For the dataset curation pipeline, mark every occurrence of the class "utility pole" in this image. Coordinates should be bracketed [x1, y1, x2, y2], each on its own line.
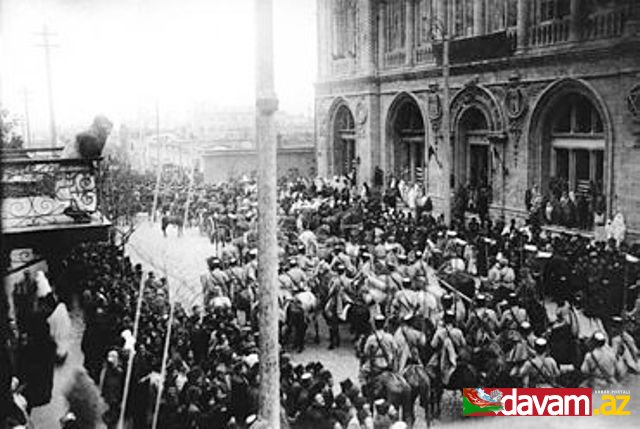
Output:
[23, 87, 32, 147]
[151, 101, 163, 222]
[441, 4, 452, 226]
[255, 0, 280, 427]
[35, 25, 58, 147]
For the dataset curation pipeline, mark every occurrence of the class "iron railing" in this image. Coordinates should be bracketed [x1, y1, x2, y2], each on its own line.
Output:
[2, 154, 104, 229]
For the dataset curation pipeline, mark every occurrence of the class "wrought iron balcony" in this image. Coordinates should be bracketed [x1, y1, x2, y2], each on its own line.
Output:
[1, 148, 108, 232]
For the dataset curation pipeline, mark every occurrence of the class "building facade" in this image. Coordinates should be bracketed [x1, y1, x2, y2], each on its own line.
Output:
[315, 0, 640, 234]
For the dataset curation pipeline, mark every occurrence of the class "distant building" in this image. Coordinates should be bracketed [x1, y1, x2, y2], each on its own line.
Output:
[316, 0, 640, 235]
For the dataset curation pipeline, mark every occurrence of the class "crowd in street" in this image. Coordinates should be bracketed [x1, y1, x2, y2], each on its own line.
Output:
[3, 170, 640, 429]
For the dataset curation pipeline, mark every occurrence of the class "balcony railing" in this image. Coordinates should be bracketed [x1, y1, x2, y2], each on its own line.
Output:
[531, 18, 571, 46]
[2, 152, 105, 230]
[582, 7, 628, 40]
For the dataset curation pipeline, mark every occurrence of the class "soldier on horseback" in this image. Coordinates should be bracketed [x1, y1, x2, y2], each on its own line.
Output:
[506, 321, 535, 371]
[201, 257, 230, 310]
[285, 258, 308, 293]
[427, 311, 467, 385]
[499, 293, 529, 351]
[324, 264, 350, 350]
[580, 332, 618, 388]
[394, 314, 427, 371]
[610, 316, 640, 377]
[360, 315, 398, 387]
[516, 338, 561, 387]
[466, 294, 499, 347]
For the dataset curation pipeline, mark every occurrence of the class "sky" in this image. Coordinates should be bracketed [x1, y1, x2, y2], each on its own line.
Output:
[0, 0, 317, 135]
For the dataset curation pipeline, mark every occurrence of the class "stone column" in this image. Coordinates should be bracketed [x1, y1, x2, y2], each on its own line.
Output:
[473, 0, 484, 36]
[405, 0, 415, 66]
[378, 1, 386, 68]
[436, 0, 446, 27]
[569, 0, 582, 42]
[517, 0, 530, 50]
[360, 0, 377, 74]
[317, 0, 327, 79]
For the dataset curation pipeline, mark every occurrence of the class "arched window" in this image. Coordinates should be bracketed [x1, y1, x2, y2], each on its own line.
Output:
[549, 93, 604, 197]
[385, 0, 407, 53]
[332, 0, 357, 59]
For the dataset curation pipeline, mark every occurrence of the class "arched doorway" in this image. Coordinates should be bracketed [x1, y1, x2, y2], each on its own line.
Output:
[388, 95, 425, 183]
[457, 107, 491, 191]
[451, 85, 505, 214]
[332, 104, 356, 177]
[529, 79, 611, 229]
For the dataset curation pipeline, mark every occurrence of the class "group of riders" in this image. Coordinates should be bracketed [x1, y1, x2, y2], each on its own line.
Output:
[186, 175, 640, 423]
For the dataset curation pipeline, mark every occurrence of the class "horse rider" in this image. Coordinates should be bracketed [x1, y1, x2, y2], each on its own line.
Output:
[210, 258, 231, 296]
[516, 338, 561, 387]
[488, 253, 516, 299]
[296, 244, 316, 278]
[499, 293, 529, 350]
[325, 264, 350, 350]
[435, 293, 466, 326]
[506, 321, 535, 371]
[580, 332, 618, 388]
[428, 311, 467, 385]
[389, 278, 419, 326]
[394, 313, 427, 372]
[226, 257, 245, 300]
[609, 316, 640, 378]
[243, 249, 259, 285]
[407, 250, 428, 289]
[285, 258, 308, 293]
[360, 315, 398, 388]
[466, 294, 499, 347]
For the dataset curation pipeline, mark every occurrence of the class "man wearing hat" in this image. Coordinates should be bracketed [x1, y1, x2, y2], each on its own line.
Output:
[297, 244, 316, 277]
[285, 258, 308, 293]
[506, 322, 535, 370]
[373, 398, 393, 429]
[499, 293, 529, 348]
[488, 253, 516, 295]
[394, 313, 427, 371]
[360, 315, 398, 388]
[325, 264, 350, 349]
[580, 331, 617, 388]
[466, 294, 499, 347]
[428, 311, 467, 385]
[609, 316, 640, 378]
[389, 278, 419, 327]
[243, 248, 259, 285]
[517, 338, 561, 387]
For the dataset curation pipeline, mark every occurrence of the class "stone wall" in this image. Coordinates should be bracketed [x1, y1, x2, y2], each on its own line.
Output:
[202, 147, 316, 184]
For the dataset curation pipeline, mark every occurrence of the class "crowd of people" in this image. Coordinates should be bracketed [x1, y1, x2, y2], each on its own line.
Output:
[3, 169, 640, 428]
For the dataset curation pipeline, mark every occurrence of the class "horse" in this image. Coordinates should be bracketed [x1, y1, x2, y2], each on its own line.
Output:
[345, 301, 371, 354]
[402, 364, 432, 427]
[161, 215, 183, 237]
[364, 371, 413, 424]
[282, 290, 319, 352]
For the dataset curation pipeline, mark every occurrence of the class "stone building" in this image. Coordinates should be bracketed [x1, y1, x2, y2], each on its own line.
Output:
[315, 0, 640, 235]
